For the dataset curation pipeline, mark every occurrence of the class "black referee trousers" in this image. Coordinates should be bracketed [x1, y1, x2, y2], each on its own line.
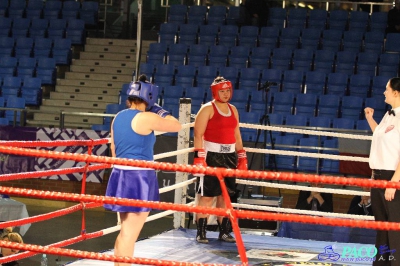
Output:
[371, 169, 400, 266]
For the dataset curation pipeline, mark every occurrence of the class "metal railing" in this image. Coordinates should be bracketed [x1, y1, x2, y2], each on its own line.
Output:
[0, 107, 27, 127]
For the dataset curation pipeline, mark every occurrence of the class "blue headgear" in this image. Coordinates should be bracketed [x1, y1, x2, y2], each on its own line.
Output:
[126, 81, 159, 110]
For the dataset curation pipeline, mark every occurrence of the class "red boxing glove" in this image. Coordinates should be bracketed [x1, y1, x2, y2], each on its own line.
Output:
[193, 148, 207, 167]
[237, 149, 248, 170]
[193, 148, 207, 177]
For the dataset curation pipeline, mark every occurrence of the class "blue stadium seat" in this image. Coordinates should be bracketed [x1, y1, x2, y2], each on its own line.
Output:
[363, 31, 384, 53]
[341, 95, 364, 120]
[218, 25, 238, 47]
[33, 37, 53, 59]
[342, 31, 364, 52]
[168, 4, 187, 24]
[207, 5, 227, 26]
[313, 50, 335, 73]
[270, 48, 293, 70]
[356, 119, 370, 131]
[327, 10, 348, 31]
[177, 24, 198, 45]
[297, 137, 320, 173]
[52, 38, 72, 65]
[158, 23, 178, 45]
[2, 77, 22, 100]
[238, 25, 259, 48]
[66, 19, 86, 45]
[61, 1, 80, 20]
[279, 27, 301, 49]
[286, 8, 308, 29]
[249, 47, 271, 70]
[0, 56, 18, 76]
[309, 116, 331, 129]
[0, 37, 14, 57]
[0, 17, 12, 37]
[326, 72, 349, 96]
[369, 12, 387, 32]
[47, 19, 67, 40]
[385, 33, 400, 53]
[271, 91, 295, 115]
[14, 37, 34, 59]
[0, 1, 7, 17]
[12, 18, 31, 38]
[79, 1, 99, 26]
[292, 49, 314, 72]
[284, 114, 308, 139]
[333, 117, 355, 129]
[295, 93, 317, 116]
[268, 7, 286, 28]
[348, 74, 372, 98]
[321, 29, 343, 51]
[226, 6, 241, 25]
[308, 9, 328, 30]
[5, 96, 25, 125]
[321, 139, 339, 174]
[371, 75, 391, 97]
[208, 45, 229, 68]
[304, 71, 326, 95]
[36, 58, 57, 85]
[11, 0, 27, 18]
[198, 24, 218, 46]
[26, 0, 44, 19]
[187, 5, 207, 25]
[29, 18, 49, 39]
[272, 135, 298, 170]
[259, 26, 280, 48]
[317, 94, 340, 118]
[21, 77, 42, 105]
[17, 57, 36, 79]
[43, 0, 62, 20]
[261, 68, 282, 92]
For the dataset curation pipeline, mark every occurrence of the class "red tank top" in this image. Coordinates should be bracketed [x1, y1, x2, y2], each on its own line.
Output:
[204, 102, 237, 144]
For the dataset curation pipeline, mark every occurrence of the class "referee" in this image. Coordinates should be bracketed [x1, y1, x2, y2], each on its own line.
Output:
[365, 77, 400, 266]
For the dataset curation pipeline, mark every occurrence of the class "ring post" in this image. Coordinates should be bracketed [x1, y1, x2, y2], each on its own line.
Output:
[173, 98, 191, 228]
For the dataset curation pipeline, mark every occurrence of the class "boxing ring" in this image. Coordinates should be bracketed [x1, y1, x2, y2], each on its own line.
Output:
[1, 100, 400, 266]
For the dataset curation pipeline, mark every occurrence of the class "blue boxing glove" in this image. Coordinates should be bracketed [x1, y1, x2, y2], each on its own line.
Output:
[148, 103, 171, 118]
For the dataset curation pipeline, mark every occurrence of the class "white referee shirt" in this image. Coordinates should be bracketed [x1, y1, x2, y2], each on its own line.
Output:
[369, 107, 400, 170]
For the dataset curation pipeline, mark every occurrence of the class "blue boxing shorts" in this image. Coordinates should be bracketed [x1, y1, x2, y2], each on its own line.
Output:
[104, 166, 159, 213]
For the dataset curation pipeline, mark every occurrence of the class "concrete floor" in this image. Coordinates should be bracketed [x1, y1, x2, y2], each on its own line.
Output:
[17, 203, 175, 266]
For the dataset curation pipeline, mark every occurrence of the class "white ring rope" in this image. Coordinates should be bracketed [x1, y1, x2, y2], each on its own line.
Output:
[239, 123, 372, 140]
[232, 203, 375, 220]
[245, 147, 369, 162]
[236, 179, 370, 197]
[158, 178, 196, 193]
[154, 147, 194, 160]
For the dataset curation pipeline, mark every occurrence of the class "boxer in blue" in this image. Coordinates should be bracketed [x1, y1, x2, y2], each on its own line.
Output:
[104, 78, 181, 266]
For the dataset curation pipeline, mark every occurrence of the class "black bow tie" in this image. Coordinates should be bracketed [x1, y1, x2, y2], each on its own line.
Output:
[389, 110, 396, 116]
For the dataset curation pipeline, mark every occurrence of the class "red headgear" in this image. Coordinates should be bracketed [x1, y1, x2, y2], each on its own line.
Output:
[210, 79, 233, 102]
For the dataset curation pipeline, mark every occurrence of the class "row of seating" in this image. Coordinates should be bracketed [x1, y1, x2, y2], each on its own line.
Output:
[0, 76, 43, 106]
[0, 38, 72, 64]
[0, 58, 56, 85]
[167, 4, 387, 32]
[160, 87, 386, 119]
[0, 95, 26, 125]
[0, 0, 98, 26]
[158, 22, 399, 53]
[0, 18, 86, 44]
[140, 62, 393, 96]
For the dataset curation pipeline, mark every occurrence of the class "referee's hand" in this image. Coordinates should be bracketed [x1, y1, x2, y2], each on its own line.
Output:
[385, 188, 396, 201]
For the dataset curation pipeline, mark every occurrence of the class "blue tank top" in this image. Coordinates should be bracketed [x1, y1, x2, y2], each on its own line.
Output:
[112, 109, 155, 161]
